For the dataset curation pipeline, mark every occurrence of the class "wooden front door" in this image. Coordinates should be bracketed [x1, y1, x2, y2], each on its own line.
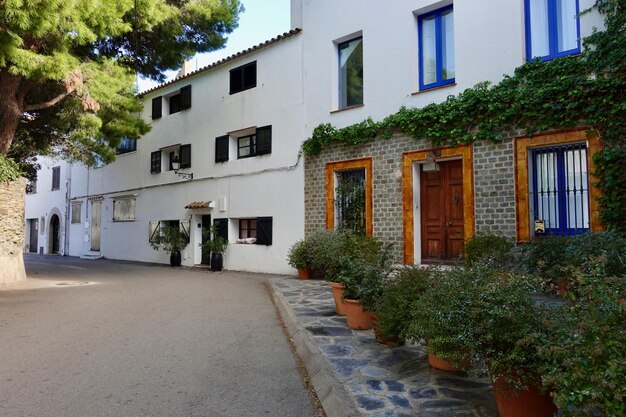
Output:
[420, 159, 464, 262]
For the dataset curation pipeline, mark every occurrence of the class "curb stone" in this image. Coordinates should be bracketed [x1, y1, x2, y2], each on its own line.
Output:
[269, 279, 362, 417]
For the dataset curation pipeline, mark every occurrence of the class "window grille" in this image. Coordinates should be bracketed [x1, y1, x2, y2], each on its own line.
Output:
[335, 169, 366, 235]
[530, 143, 589, 236]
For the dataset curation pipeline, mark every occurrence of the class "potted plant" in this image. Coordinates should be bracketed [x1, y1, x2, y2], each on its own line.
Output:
[460, 262, 555, 417]
[149, 225, 189, 267]
[287, 239, 313, 279]
[200, 226, 229, 271]
[538, 263, 626, 417]
[373, 266, 433, 346]
[407, 266, 475, 372]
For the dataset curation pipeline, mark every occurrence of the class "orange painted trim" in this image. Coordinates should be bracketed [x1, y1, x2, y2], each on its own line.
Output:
[402, 145, 474, 264]
[514, 129, 603, 242]
[325, 157, 374, 236]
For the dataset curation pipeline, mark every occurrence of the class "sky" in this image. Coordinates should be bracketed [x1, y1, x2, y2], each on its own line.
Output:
[138, 0, 292, 93]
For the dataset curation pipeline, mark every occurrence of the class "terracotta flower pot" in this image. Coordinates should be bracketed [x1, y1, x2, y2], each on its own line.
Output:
[343, 299, 374, 330]
[328, 281, 346, 316]
[491, 377, 556, 417]
[427, 352, 466, 372]
[297, 268, 312, 280]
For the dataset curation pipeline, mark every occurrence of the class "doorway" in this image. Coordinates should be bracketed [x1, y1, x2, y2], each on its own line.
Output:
[91, 201, 101, 251]
[28, 219, 38, 253]
[420, 159, 464, 262]
[201, 215, 211, 265]
[50, 215, 60, 254]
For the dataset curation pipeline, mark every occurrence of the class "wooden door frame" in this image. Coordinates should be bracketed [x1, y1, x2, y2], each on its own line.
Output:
[402, 145, 474, 264]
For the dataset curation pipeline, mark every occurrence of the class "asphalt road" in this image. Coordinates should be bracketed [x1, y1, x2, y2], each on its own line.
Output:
[0, 255, 319, 417]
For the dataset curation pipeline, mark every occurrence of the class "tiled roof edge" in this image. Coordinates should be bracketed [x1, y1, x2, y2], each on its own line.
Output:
[138, 28, 303, 97]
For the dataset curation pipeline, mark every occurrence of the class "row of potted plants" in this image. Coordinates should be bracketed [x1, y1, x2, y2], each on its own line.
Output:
[287, 230, 626, 417]
[149, 225, 228, 270]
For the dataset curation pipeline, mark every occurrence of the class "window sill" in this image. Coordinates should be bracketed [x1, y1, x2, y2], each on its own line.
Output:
[411, 83, 457, 96]
[331, 104, 364, 114]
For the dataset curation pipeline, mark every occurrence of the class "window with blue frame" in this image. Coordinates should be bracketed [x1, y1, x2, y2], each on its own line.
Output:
[418, 5, 455, 90]
[116, 137, 137, 155]
[338, 37, 363, 109]
[525, 0, 580, 61]
[530, 143, 589, 236]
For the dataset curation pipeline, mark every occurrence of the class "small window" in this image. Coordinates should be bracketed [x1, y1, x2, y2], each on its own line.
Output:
[530, 143, 589, 235]
[525, 0, 580, 61]
[418, 5, 455, 90]
[338, 37, 364, 109]
[239, 219, 257, 239]
[117, 137, 137, 155]
[169, 94, 181, 114]
[230, 61, 257, 94]
[113, 198, 136, 222]
[237, 135, 256, 159]
[71, 202, 82, 224]
[335, 169, 367, 236]
[51, 166, 61, 190]
[150, 151, 161, 174]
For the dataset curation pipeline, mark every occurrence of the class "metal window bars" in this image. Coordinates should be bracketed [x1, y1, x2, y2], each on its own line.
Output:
[335, 169, 366, 236]
[531, 143, 589, 236]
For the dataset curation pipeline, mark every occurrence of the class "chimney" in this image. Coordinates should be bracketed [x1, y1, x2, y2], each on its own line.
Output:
[176, 60, 192, 79]
[291, 0, 302, 29]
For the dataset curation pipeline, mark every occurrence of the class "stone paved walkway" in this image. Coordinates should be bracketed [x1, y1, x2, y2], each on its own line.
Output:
[270, 278, 499, 417]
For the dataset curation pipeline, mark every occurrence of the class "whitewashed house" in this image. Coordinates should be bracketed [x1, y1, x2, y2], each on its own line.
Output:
[69, 29, 305, 273]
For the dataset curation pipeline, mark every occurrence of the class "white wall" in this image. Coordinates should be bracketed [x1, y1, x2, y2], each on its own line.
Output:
[299, 0, 604, 137]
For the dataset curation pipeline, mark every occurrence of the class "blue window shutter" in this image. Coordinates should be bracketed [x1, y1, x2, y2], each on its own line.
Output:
[256, 217, 273, 245]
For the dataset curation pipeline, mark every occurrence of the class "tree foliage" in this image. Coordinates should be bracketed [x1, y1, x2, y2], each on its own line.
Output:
[302, 0, 626, 231]
[0, 0, 241, 178]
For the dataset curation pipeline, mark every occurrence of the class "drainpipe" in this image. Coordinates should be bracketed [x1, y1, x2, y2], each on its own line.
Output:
[63, 162, 71, 256]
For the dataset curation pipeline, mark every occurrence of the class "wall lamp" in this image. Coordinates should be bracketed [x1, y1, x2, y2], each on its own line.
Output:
[171, 155, 193, 180]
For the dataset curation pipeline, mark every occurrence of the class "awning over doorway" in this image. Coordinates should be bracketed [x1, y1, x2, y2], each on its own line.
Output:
[185, 201, 214, 209]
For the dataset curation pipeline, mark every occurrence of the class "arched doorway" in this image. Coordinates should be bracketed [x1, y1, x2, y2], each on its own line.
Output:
[50, 214, 60, 254]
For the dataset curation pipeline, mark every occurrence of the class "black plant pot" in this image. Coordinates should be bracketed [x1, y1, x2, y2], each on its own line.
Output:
[210, 253, 223, 271]
[170, 251, 182, 267]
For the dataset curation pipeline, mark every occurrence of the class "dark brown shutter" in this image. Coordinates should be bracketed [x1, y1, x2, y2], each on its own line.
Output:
[180, 85, 192, 110]
[51, 166, 61, 190]
[213, 218, 228, 240]
[215, 135, 229, 163]
[150, 151, 161, 174]
[243, 62, 257, 89]
[256, 125, 272, 155]
[152, 96, 162, 119]
[180, 144, 192, 168]
[256, 217, 273, 245]
[229, 67, 243, 94]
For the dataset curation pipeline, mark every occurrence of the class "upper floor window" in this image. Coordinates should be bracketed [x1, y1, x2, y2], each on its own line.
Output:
[117, 137, 137, 155]
[338, 37, 363, 109]
[51, 166, 61, 190]
[525, 0, 580, 61]
[418, 5, 455, 90]
[230, 61, 257, 94]
[237, 134, 256, 159]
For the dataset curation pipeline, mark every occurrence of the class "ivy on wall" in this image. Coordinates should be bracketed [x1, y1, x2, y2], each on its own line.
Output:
[303, 0, 626, 232]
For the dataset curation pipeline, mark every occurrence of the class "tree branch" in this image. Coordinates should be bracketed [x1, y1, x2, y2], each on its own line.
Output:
[23, 90, 71, 112]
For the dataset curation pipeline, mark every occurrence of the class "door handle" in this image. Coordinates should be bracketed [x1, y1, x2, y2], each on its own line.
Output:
[453, 194, 459, 205]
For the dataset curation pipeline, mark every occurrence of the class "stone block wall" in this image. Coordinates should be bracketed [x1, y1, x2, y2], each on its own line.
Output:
[304, 135, 519, 264]
[0, 178, 27, 286]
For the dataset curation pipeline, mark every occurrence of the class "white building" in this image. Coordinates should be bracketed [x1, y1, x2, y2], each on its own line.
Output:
[25, 0, 604, 271]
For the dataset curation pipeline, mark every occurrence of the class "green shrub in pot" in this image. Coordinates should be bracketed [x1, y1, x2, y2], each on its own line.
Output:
[538, 265, 626, 417]
[374, 266, 433, 344]
[287, 239, 313, 271]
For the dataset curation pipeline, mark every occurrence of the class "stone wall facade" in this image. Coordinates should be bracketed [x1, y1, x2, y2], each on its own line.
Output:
[304, 135, 519, 265]
[0, 178, 27, 286]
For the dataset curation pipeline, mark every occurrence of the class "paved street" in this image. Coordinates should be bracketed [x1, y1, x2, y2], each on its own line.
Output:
[0, 255, 319, 417]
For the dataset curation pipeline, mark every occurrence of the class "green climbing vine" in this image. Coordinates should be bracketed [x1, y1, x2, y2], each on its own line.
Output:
[303, 0, 626, 232]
